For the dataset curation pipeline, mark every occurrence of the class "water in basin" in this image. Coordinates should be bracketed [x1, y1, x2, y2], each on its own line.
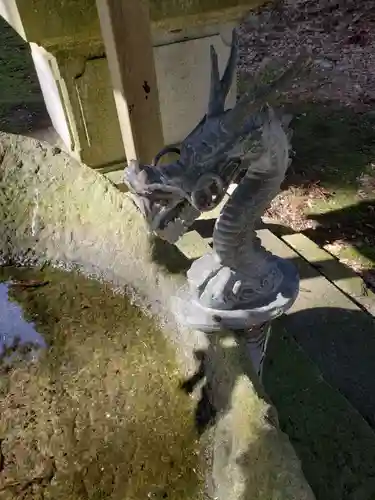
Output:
[0, 281, 46, 361]
[0, 265, 205, 500]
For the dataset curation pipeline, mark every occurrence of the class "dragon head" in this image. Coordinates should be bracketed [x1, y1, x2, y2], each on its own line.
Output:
[124, 30, 309, 244]
[123, 156, 202, 244]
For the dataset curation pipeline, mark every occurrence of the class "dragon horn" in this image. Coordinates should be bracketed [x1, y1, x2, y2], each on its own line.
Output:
[207, 29, 239, 117]
[220, 29, 239, 101]
[208, 45, 220, 116]
[222, 52, 312, 131]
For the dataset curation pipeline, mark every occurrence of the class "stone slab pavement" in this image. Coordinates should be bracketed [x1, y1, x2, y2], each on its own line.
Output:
[260, 228, 375, 427]
[179, 221, 375, 499]
[178, 223, 375, 426]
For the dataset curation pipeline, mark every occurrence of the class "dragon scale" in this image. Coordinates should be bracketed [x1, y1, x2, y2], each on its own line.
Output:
[213, 113, 291, 284]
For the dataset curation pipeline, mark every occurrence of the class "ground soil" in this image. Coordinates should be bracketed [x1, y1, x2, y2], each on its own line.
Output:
[0, 17, 50, 136]
[237, 0, 375, 290]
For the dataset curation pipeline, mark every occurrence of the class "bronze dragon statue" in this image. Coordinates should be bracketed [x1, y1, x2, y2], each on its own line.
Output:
[124, 30, 310, 336]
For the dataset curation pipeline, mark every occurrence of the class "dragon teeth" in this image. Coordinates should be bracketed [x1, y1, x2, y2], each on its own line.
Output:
[156, 205, 201, 244]
[152, 200, 202, 244]
[158, 219, 186, 244]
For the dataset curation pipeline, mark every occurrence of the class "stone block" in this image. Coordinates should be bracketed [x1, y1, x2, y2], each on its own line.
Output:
[30, 39, 125, 168]
[29, 23, 238, 163]
[154, 27, 237, 145]
[72, 55, 125, 167]
[29, 43, 73, 153]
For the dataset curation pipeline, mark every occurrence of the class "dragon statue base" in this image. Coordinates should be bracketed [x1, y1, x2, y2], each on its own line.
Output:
[174, 254, 299, 333]
[124, 30, 310, 376]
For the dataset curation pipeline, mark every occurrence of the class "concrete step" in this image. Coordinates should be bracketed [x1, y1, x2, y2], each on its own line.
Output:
[281, 231, 375, 316]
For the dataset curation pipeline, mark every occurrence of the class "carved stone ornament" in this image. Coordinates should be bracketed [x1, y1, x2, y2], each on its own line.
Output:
[124, 30, 311, 333]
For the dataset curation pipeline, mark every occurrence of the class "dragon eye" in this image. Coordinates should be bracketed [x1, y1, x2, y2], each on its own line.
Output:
[191, 175, 225, 211]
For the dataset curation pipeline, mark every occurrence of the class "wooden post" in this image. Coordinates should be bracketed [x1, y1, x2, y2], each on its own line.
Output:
[96, 0, 164, 164]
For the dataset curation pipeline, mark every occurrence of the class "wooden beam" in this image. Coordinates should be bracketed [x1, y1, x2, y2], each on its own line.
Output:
[96, 0, 164, 164]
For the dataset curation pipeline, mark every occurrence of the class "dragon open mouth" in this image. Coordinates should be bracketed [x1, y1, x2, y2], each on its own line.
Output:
[129, 192, 201, 244]
[124, 159, 202, 244]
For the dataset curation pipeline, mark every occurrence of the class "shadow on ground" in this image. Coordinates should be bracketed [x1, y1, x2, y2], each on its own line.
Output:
[268, 101, 375, 274]
[182, 304, 375, 500]
[304, 200, 375, 263]
[151, 236, 192, 274]
[0, 16, 50, 135]
[283, 102, 375, 190]
[265, 306, 375, 500]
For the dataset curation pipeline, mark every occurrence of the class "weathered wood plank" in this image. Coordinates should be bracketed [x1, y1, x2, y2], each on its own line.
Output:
[96, 0, 164, 163]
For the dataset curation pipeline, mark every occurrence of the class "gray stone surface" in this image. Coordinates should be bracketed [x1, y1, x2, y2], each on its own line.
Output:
[0, 132, 314, 500]
[281, 232, 375, 316]
[154, 31, 237, 145]
[259, 229, 375, 429]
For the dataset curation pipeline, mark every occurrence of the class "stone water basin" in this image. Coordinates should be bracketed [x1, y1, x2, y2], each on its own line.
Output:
[0, 265, 205, 500]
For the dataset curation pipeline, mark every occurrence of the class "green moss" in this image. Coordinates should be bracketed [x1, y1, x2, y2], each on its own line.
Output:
[335, 242, 375, 269]
[281, 102, 375, 267]
[0, 266, 205, 500]
[14, 0, 266, 45]
[290, 103, 375, 188]
[16, 0, 101, 44]
[150, 0, 264, 22]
